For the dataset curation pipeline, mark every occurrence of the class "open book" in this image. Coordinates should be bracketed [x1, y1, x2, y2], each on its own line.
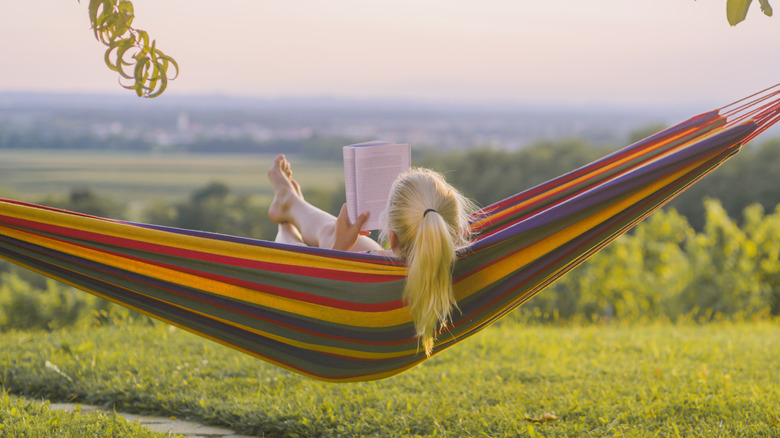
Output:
[343, 141, 411, 231]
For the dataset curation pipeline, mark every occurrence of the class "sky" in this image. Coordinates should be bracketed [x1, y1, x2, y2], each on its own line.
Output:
[1, 0, 779, 108]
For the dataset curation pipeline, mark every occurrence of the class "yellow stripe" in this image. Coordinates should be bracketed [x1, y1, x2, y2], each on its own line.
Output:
[440, 162, 712, 350]
[0, 224, 413, 328]
[0, 252, 172, 327]
[0, 201, 405, 278]
[182, 304, 418, 360]
[454, 158, 705, 301]
[0, 252, 414, 381]
[0, 252, 417, 379]
[188, 324, 424, 382]
[471, 120, 725, 230]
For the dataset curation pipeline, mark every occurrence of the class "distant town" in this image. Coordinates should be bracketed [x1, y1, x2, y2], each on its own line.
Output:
[0, 92, 716, 154]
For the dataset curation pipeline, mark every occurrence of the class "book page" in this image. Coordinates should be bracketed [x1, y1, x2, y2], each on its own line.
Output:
[342, 146, 357, 223]
[353, 143, 411, 230]
[343, 141, 392, 225]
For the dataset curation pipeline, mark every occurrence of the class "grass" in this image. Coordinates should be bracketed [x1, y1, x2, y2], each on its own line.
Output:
[0, 149, 344, 206]
[1, 321, 778, 437]
[0, 389, 171, 437]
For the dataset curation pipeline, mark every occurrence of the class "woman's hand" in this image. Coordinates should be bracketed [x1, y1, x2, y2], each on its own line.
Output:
[332, 204, 370, 251]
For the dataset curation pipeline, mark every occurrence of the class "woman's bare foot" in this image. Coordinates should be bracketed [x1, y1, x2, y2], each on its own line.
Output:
[275, 222, 306, 246]
[291, 179, 303, 198]
[268, 154, 299, 224]
[273, 153, 303, 198]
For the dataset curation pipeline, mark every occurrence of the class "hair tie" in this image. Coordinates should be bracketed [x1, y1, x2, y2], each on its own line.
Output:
[423, 208, 437, 218]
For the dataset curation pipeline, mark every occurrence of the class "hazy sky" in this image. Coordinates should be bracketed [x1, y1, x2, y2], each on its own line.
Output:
[2, 1, 779, 107]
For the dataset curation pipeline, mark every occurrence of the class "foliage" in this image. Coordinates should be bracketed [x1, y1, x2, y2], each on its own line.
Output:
[0, 269, 141, 332]
[0, 389, 167, 437]
[1, 143, 778, 331]
[0, 322, 778, 437]
[728, 0, 774, 25]
[143, 180, 345, 241]
[0, 272, 90, 331]
[143, 181, 275, 240]
[519, 200, 780, 323]
[65, 0, 776, 100]
[81, 0, 178, 97]
[671, 139, 780, 229]
[421, 137, 780, 230]
[68, 0, 772, 100]
[1, 192, 776, 332]
[37, 188, 127, 219]
[420, 139, 612, 208]
[3, 135, 776, 229]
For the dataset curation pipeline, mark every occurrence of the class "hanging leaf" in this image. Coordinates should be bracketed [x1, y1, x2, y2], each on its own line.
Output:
[727, 0, 753, 25]
[758, 0, 774, 16]
[727, 0, 773, 25]
[79, 0, 178, 98]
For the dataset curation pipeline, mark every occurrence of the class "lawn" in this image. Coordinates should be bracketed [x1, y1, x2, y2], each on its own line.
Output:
[1, 320, 777, 437]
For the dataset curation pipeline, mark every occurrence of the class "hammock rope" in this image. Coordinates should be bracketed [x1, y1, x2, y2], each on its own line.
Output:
[2, 84, 780, 382]
[721, 81, 780, 142]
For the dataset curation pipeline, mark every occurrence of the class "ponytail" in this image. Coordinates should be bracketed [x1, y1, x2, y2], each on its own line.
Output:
[383, 168, 477, 356]
[404, 211, 457, 355]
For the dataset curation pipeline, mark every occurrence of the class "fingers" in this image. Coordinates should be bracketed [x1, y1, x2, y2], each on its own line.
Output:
[340, 204, 370, 235]
[354, 211, 370, 232]
[332, 204, 370, 251]
[337, 204, 351, 229]
[339, 204, 369, 227]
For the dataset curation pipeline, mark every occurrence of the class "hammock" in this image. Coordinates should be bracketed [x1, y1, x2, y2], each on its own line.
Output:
[2, 85, 780, 382]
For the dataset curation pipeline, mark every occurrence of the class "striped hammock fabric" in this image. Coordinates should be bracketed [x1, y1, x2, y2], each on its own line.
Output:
[2, 85, 780, 382]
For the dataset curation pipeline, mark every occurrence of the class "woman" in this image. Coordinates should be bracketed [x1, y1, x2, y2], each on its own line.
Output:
[268, 154, 477, 355]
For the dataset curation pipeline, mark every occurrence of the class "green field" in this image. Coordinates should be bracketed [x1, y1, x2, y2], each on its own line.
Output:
[1, 321, 778, 437]
[0, 149, 344, 205]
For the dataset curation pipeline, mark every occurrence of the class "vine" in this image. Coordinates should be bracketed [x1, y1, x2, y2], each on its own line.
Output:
[82, 0, 178, 98]
[75, 0, 771, 97]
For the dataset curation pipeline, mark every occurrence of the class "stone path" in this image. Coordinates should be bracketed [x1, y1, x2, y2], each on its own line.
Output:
[47, 403, 256, 438]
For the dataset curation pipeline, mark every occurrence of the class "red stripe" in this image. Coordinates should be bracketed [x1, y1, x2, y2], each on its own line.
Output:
[6, 221, 409, 313]
[0, 212, 403, 283]
[474, 111, 723, 226]
[7, 224, 414, 348]
[0, 198, 124, 221]
[90, 242, 408, 312]
[453, 146, 739, 335]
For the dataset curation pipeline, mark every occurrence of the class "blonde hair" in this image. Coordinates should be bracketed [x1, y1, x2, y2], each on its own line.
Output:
[382, 168, 476, 356]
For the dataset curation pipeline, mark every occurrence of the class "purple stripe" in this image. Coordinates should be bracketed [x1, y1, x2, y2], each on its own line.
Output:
[0, 233, 413, 343]
[450, 146, 735, 340]
[476, 110, 722, 216]
[123, 222, 399, 263]
[0, 244, 422, 376]
[471, 123, 753, 250]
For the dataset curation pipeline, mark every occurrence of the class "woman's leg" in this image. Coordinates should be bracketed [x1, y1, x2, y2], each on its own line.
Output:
[268, 154, 382, 251]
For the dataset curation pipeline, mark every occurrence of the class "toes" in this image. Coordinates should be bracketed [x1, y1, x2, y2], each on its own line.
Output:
[291, 179, 303, 197]
[274, 154, 293, 179]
